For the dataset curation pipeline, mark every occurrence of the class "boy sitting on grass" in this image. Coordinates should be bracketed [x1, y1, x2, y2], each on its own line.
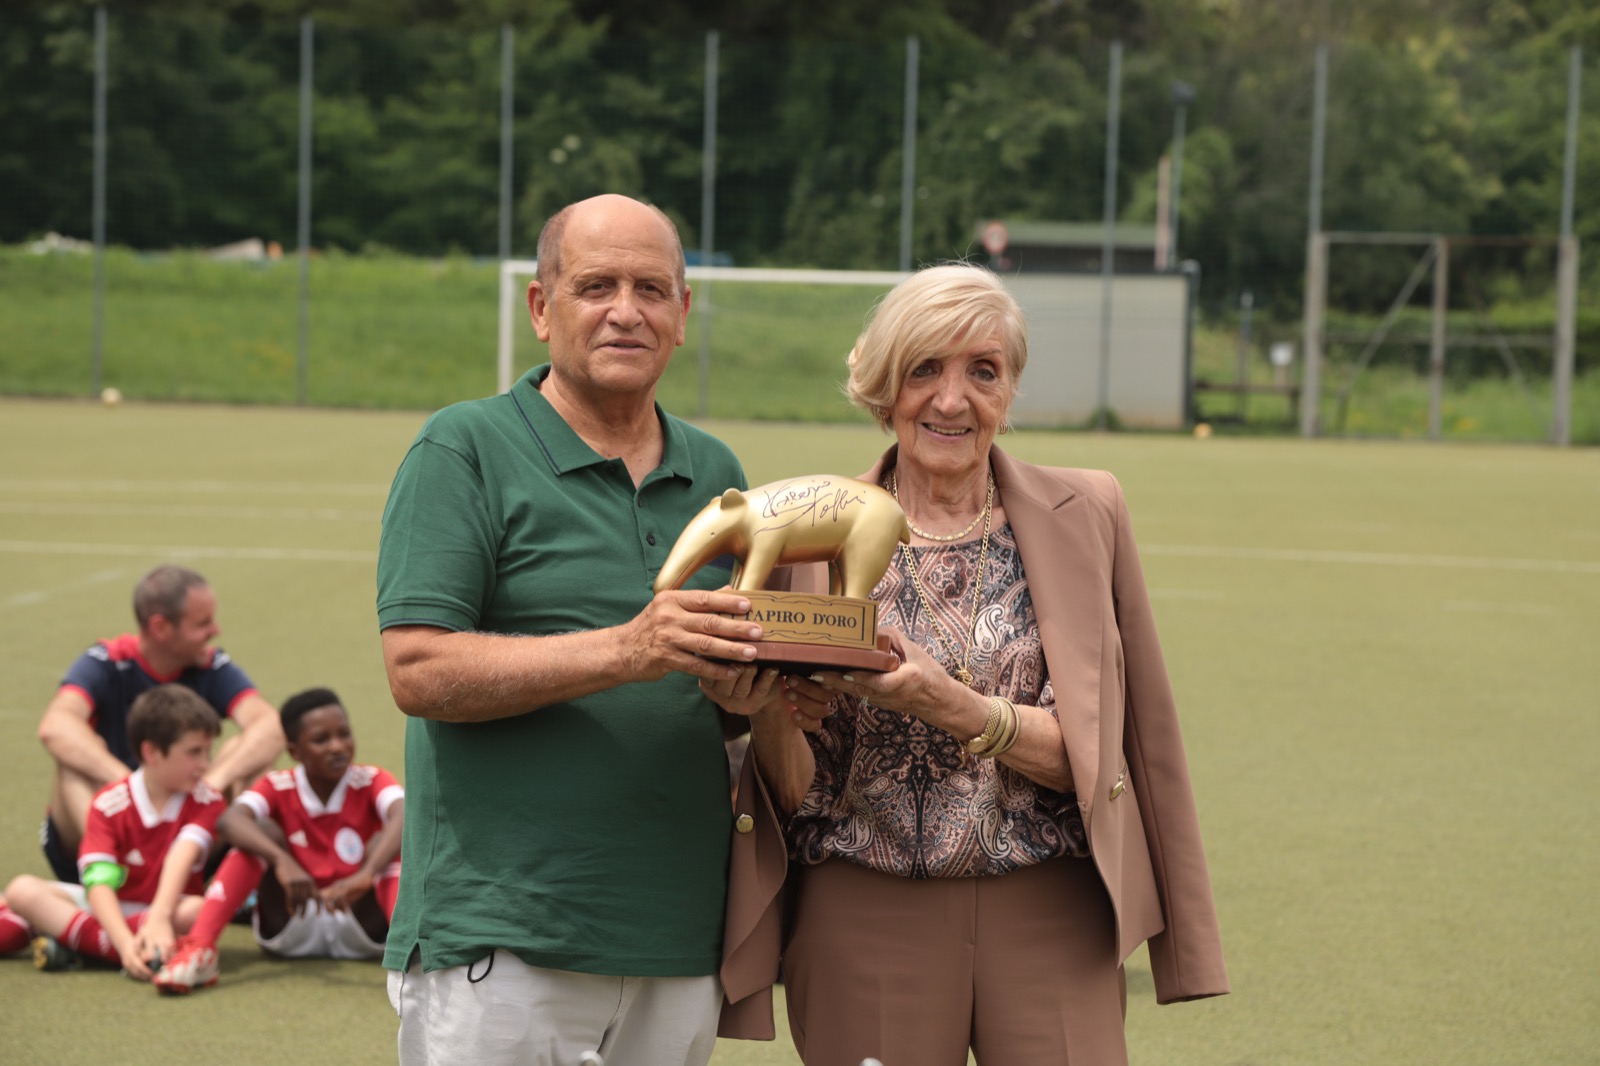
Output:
[0, 685, 225, 978]
[154, 686, 404, 994]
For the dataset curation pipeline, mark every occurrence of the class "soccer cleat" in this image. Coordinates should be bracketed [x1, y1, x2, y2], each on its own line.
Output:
[32, 935, 84, 972]
[153, 938, 219, 994]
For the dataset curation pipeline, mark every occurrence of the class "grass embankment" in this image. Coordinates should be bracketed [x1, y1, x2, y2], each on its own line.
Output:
[0, 246, 883, 421]
[4, 246, 1595, 441]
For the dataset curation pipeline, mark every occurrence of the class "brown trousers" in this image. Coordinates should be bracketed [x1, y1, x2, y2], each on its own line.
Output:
[782, 856, 1128, 1066]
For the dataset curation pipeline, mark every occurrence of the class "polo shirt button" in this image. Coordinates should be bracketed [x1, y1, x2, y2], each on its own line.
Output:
[735, 813, 754, 834]
[647, 533, 657, 546]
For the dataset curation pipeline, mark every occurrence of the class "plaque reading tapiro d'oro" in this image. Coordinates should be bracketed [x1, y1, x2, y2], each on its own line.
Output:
[653, 475, 911, 672]
[739, 590, 876, 650]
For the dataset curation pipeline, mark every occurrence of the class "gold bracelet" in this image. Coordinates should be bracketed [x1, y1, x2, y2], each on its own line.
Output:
[963, 696, 1004, 755]
[966, 696, 1020, 758]
[986, 697, 1021, 757]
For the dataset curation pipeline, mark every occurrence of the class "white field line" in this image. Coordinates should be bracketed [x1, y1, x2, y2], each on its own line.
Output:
[0, 502, 379, 521]
[0, 479, 387, 496]
[0, 541, 376, 563]
[1440, 600, 1561, 616]
[1142, 543, 1600, 576]
[4, 566, 131, 609]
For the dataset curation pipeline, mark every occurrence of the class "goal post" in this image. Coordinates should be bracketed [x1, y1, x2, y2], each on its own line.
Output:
[495, 261, 1195, 429]
[1300, 231, 1580, 444]
[497, 261, 909, 397]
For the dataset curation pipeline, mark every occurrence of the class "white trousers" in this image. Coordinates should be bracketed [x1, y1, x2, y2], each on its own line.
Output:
[388, 951, 722, 1066]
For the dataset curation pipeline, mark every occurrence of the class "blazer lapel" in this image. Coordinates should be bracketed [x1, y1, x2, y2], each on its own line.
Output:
[991, 448, 1105, 812]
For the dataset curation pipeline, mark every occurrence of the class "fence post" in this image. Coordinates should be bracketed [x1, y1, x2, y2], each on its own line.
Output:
[1427, 237, 1449, 440]
[91, 6, 108, 395]
[1552, 235, 1578, 446]
[295, 16, 314, 407]
[898, 36, 920, 272]
[1095, 41, 1123, 431]
[696, 31, 719, 420]
[1300, 232, 1327, 437]
[499, 24, 514, 265]
[1552, 45, 1582, 446]
[1299, 43, 1329, 438]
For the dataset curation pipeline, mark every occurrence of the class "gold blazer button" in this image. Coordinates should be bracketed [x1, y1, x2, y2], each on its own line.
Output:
[735, 813, 755, 834]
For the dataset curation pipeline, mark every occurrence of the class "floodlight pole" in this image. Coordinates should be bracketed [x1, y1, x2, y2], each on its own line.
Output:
[1096, 41, 1123, 432]
[90, 6, 108, 395]
[696, 30, 719, 420]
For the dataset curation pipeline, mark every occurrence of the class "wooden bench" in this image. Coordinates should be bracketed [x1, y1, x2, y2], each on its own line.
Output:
[1193, 379, 1300, 422]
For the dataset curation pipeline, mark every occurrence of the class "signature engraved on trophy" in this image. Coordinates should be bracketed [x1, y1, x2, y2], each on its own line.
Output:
[754, 479, 869, 535]
[655, 475, 908, 601]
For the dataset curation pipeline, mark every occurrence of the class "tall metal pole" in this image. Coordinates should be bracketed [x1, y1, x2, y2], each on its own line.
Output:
[1095, 42, 1123, 431]
[90, 6, 108, 395]
[898, 36, 920, 272]
[1427, 238, 1449, 440]
[498, 24, 514, 263]
[696, 31, 719, 419]
[1299, 42, 1329, 438]
[1169, 105, 1186, 262]
[1235, 289, 1254, 420]
[1551, 45, 1581, 446]
[1558, 45, 1581, 240]
[295, 16, 313, 407]
[1168, 81, 1194, 265]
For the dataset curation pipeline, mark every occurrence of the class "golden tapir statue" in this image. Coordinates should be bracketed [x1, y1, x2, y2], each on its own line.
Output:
[654, 475, 909, 600]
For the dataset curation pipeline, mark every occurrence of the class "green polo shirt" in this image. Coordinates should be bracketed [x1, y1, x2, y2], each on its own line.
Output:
[377, 364, 745, 977]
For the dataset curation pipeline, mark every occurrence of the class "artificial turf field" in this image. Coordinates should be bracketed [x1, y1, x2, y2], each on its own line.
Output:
[0, 396, 1595, 1065]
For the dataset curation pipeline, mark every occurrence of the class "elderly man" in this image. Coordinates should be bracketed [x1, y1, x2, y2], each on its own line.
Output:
[37, 564, 286, 882]
[378, 194, 773, 1066]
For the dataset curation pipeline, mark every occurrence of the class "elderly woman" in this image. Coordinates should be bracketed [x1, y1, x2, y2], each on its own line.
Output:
[714, 263, 1228, 1064]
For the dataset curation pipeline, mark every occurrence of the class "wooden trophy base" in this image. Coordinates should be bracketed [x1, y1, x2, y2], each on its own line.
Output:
[729, 590, 900, 673]
[745, 633, 900, 674]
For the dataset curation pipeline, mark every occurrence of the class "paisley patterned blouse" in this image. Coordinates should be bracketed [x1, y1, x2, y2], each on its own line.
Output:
[788, 523, 1090, 878]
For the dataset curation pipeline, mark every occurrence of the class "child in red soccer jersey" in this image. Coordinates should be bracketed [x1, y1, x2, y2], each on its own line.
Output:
[0, 685, 225, 979]
[154, 687, 404, 994]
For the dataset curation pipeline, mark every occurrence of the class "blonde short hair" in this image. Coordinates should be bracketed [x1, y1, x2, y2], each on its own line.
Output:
[845, 263, 1028, 429]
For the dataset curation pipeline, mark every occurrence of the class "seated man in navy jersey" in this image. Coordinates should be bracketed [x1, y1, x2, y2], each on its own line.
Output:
[36, 564, 285, 883]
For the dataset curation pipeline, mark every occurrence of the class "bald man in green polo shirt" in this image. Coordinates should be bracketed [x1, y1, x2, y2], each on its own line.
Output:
[377, 194, 780, 1066]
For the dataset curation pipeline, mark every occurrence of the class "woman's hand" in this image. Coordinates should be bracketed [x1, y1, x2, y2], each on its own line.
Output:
[805, 628, 987, 739]
[771, 673, 850, 733]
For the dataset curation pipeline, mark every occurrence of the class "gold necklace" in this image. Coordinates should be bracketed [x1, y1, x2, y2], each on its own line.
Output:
[890, 468, 994, 687]
[888, 470, 993, 542]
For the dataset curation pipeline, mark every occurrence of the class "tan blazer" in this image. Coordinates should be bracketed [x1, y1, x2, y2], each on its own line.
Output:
[718, 445, 1229, 1039]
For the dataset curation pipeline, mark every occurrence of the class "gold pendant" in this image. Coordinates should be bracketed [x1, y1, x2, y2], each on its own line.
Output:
[953, 666, 975, 687]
